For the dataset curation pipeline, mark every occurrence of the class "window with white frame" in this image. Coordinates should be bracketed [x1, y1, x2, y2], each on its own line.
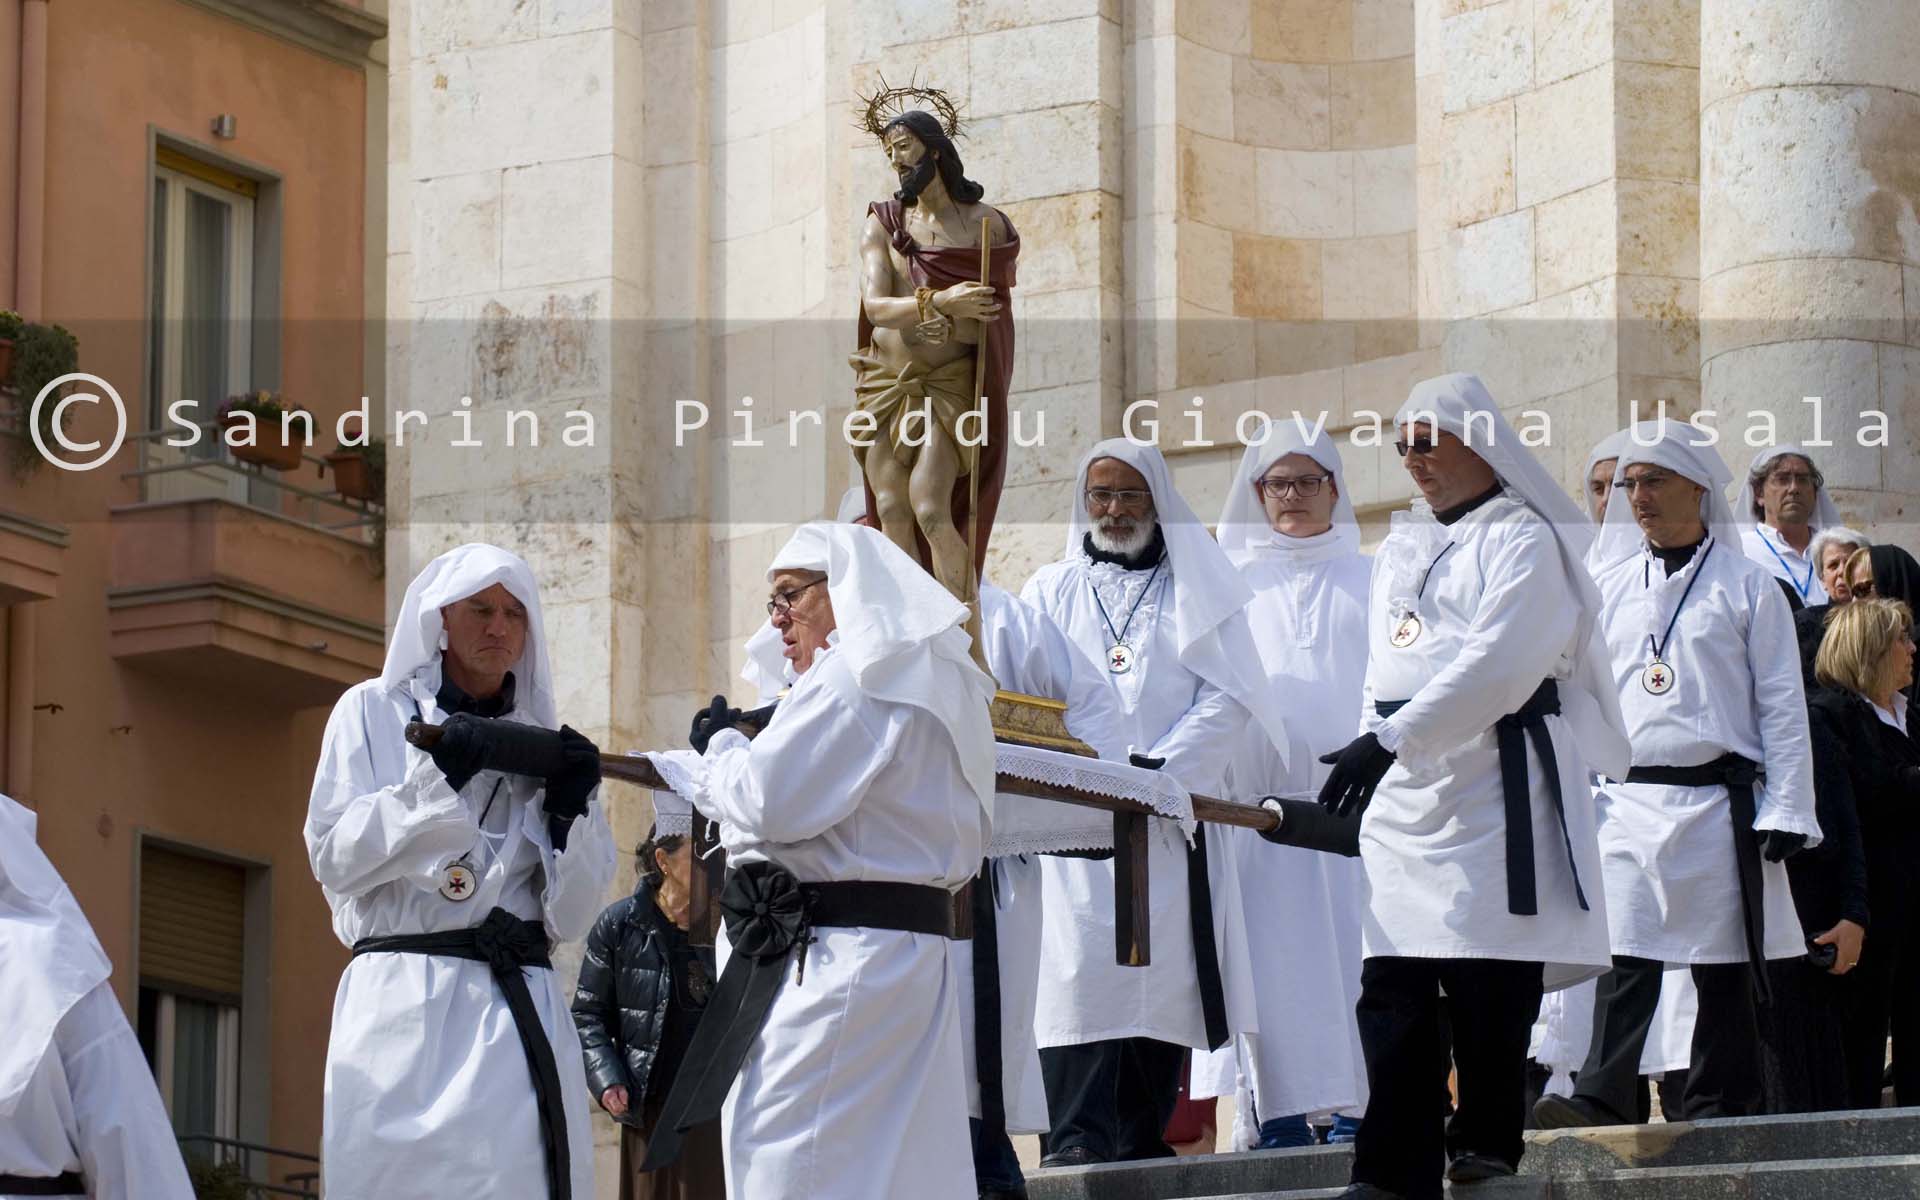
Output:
[149, 149, 255, 453]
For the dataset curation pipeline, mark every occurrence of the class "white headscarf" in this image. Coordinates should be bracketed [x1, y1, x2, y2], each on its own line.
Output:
[834, 484, 868, 525]
[768, 522, 998, 804]
[379, 544, 558, 728]
[1215, 417, 1359, 567]
[1393, 374, 1630, 778]
[1591, 419, 1741, 572]
[1066, 438, 1290, 763]
[0, 794, 114, 1118]
[1734, 444, 1843, 532]
[1581, 427, 1636, 520]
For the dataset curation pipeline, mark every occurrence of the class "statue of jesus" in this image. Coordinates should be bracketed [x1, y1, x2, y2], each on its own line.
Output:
[851, 90, 1020, 620]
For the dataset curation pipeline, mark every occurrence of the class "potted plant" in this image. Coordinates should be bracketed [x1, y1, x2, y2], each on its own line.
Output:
[0, 310, 22, 383]
[326, 435, 385, 503]
[6, 320, 79, 475]
[217, 390, 308, 470]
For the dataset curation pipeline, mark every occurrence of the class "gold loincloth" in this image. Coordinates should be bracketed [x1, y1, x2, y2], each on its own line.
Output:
[848, 349, 981, 474]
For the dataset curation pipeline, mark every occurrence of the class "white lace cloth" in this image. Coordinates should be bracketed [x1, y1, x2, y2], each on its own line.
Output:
[635, 746, 1196, 858]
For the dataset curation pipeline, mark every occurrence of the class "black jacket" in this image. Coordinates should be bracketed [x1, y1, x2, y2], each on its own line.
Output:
[570, 882, 713, 1119]
[1795, 687, 1920, 937]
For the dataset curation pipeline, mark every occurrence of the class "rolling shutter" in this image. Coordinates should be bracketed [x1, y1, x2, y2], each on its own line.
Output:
[140, 844, 245, 1000]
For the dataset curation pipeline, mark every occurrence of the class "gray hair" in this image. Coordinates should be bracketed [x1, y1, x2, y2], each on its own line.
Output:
[1809, 525, 1869, 571]
[1747, 452, 1824, 521]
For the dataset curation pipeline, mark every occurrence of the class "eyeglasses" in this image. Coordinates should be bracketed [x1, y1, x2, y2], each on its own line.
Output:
[766, 578, 824, 618]
[1613, 472, 1678, 495]
[1085, 488, 1153, 511]
[1767, 471, 1819, 490]
[1394, 437, 1439, 458]
[1256, 473, 1331, 499]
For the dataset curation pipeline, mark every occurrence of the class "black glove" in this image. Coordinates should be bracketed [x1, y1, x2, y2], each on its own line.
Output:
[1760, 830, 1807, 863]
[689, 694, 745, 755]
[543, 725, 600, 852]
[428, 713, 496, 792]
[1317, 732, 1397, 819]
[1128, 752, 1166, 771]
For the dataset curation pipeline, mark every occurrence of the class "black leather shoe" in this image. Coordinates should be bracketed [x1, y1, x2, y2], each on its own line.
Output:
[1533, 1092, 1629, 1130]
[1446, 1152, 1517, 1184]
[1037, 1146, 1104, 1169]
[1337, 1184, 1408, 1200]
[978, 1191, 1028, 1200]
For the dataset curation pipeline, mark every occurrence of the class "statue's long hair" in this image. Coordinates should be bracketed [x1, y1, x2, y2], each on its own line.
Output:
[884, 110, 985, 207]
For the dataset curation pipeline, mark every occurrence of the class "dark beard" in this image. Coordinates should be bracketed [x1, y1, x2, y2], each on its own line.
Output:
[896, 156, 939, 207]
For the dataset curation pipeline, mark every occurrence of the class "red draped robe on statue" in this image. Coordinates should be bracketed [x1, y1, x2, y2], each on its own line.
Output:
[857, 198, 1020, 575]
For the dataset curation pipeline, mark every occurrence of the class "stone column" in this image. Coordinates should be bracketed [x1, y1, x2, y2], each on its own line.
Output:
[1414, 0, 1702, 489]
[1699, 0, 1920, 536]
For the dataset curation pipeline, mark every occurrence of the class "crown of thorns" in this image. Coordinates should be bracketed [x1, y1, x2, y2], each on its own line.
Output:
[858, 77, 964, 141]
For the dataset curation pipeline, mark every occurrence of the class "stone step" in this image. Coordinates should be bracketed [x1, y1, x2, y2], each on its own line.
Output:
[1070, 1155, 1920, 1199]
[1025, 1108, 1920, 1200]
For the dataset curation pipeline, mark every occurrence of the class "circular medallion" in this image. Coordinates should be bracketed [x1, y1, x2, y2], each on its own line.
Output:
[439, 862, 477, 902]
[1641, 660, 1676, 696]
[1390, 615, 1423, 649]
[1107, 643, 1135, 675]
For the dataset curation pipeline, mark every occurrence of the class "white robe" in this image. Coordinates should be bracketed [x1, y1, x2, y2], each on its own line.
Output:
[305, 665, 615, 1200]
[1739, 524, 1825, 608]
[1023, 555, 1259, 1050]
[1360, 494, 1612, 988]
[1591, 540, 1820, 963]
[952, 585, 1127, 1134]
[1218, 540, 1370, 1119]
[0, 986, 195, 1200]
[699, 638, 989, 1200]
[1532, 960, 1699, 1091]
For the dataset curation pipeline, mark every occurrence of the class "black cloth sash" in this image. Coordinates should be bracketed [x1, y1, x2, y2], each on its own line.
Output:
[1186, 831, 1231, 1051]
[1375, 679, 1584, 918]
[352, 908, 570, 1200]
[970, 859, 1007, 1143]
[1624, 753, 1771, 1004]
[0, 1173, 85, 1196]
[642, 861, 969, 1171]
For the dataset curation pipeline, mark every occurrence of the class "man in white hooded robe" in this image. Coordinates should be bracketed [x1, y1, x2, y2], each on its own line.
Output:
[306, 543, 616, 1200]
[1022, 438, 1285, 1166]
[1534, 421, 1819, 1129]
[1736, 444, 1844, 610]
[644, 522, 996, 1200]
[1211, 419, 1370, 1147]
[1529, 428, 1698, 1117]
[0, 794, 194, 1200]
[1322, 374, 1628, 1200]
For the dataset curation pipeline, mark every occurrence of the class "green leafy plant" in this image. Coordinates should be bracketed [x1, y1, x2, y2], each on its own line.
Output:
[7, 320, 80, 474]
[0, 310, 23, 342]
[218, 389, 306, 423]
[185, 1154, 252, 1200]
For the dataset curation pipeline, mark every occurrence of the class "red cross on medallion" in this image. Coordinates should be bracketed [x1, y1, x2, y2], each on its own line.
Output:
[1648, 666, 1668, 689]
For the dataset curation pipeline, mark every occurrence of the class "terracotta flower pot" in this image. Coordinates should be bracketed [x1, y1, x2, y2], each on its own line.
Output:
[326, 451, 382, 502]
[221, 411, 304, 471]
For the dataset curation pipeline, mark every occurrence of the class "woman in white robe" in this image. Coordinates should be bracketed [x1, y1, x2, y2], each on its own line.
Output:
[0, 794, 194, 1200]
[1212, 421, 1370, 1138]
[690, 522, 996, 1200]
[305, 544, 615, 1200]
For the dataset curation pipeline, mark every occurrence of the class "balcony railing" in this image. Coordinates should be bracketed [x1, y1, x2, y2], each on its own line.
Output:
[122, 421, 380, 543]
[177, 1133, 320, 1199]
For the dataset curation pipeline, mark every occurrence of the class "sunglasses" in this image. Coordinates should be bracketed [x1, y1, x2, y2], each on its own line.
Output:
[1394, 437, 1440, 458]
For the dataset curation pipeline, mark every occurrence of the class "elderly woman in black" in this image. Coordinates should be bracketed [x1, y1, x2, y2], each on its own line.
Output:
[1798, 598, 1920, 1110]
[572, 816, 721, 1199]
